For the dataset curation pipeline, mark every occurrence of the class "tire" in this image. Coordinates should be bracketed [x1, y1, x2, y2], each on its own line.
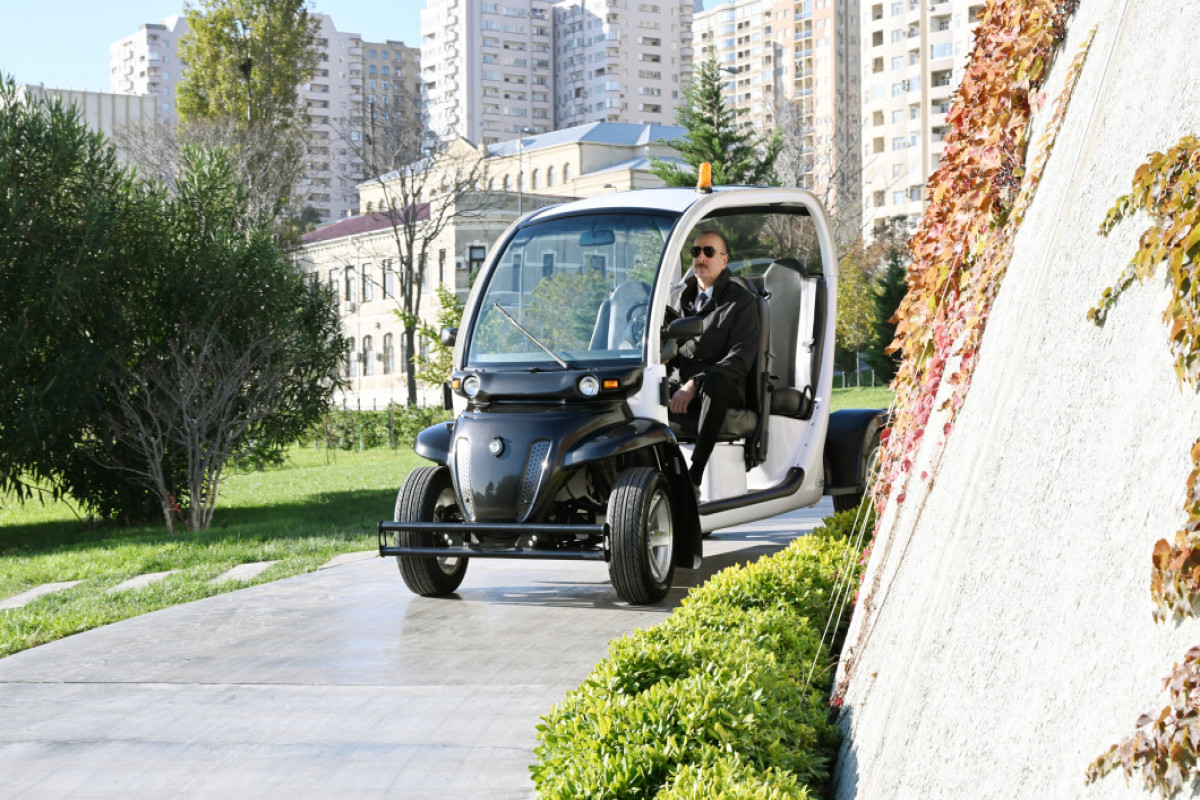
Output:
[394, 466, 468, 596]
[608, 467, 675, 605]
[833, 433, 880, 513]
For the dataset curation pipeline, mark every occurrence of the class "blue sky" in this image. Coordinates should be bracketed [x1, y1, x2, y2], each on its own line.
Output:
[0, 1, 424, 92]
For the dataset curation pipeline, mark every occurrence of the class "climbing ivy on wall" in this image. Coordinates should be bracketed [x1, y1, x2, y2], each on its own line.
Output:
[836, 1, 1089, 703]
[1085, 134, 1200, 796]
[874, 0, 1084, 513]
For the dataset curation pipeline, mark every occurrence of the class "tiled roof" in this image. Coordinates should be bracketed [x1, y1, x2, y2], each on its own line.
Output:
[299, 204, 428, 245]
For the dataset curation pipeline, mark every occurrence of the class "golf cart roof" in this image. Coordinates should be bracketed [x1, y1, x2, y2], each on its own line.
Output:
[522, 186, 817, 224]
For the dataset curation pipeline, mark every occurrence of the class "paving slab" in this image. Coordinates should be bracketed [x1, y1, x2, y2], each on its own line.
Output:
[107, 571, 177, 594]
[0, 501, 831, 798]
[211, 560, 280, 584]
[317, 550, 377, 570]
[0, 581, 83, 611]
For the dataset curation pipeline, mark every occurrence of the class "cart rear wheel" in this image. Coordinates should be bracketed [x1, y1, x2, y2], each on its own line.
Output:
[608, 467, 675, 605]
[833, 432, 880, 513]
[394, 466, 468, 596]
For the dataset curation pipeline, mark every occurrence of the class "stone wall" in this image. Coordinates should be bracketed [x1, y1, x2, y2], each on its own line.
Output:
[834, 1, 1200, 796]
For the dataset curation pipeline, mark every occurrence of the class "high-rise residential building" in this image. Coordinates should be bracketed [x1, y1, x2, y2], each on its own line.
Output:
[363, 40, 422, 130]
[421, 0, 557, 144]
[109, 15, 187, 120]
[860, 0, 984, 237]
[110, 14, 420, 223]
[552, 0, 694, 130]
[420, 0, 694, 146]
[693, 0, 859, 217]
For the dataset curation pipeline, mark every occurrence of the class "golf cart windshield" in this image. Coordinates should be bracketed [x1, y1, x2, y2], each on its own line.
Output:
[465, 212, 678, 369]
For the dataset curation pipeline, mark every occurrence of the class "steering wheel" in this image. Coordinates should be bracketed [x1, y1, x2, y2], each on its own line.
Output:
[624, 301, 648, 345]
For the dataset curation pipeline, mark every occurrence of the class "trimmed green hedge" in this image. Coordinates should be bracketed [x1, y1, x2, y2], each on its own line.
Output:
[531, 509, 870, 799]
[298, 406, 451, 451]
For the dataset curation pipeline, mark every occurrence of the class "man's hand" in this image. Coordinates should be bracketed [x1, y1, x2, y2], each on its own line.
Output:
[669, 380, 697, 414]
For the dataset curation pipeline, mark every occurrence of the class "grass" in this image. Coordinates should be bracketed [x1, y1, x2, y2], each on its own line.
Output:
[0, 446, 424, 657]
[830, 383, 894, 412]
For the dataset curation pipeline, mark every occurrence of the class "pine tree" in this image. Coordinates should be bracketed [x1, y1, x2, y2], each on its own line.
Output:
[650, 54, 782, 187]
[864, 247, 909, 382]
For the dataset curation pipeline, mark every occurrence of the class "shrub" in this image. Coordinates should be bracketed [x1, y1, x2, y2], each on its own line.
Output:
[299, 405, 451, 451]
[531, 509, 871, 799]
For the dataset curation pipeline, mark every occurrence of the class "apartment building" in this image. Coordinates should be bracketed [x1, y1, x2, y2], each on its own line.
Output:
[110, 14, 420, 223]
[553, 0, 695, 129]
[860, 0, 984, 236]
[363, 40, 422, 127]
[692, 0, 859, 218]
[420, 0, 693, 146]
[421, 0, 556, 144]
[108, 15, 186, 119]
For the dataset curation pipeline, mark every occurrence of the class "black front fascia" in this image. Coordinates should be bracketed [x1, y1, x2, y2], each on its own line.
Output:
[451, 400, 630, 524]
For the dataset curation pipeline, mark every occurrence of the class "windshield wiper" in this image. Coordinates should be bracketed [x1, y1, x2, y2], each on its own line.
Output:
[491, 302, 571, 369]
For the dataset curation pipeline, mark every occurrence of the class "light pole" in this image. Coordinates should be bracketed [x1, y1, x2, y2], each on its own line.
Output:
[517, 126, 534, 215]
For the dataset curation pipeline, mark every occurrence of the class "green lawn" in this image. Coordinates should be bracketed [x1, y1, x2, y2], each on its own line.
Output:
[0, 446, 423, 657]
[830, 384, 894, 412]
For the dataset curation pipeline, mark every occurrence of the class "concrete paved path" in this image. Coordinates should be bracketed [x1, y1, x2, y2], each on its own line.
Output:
[0, 501, 832, 799]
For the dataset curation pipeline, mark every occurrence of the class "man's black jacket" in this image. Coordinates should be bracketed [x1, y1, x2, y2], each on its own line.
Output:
[666, 268, 760, 391]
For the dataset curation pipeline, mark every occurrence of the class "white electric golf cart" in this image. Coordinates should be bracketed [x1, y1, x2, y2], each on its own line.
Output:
[378, 175, 884, 604]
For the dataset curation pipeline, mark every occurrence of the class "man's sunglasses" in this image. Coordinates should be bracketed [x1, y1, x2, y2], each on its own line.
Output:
[690, 245, 725, 258]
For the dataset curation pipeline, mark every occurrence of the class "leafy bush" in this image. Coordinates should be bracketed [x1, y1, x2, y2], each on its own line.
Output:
[299, 405, 451, 451]
[531, 509, 870, 799]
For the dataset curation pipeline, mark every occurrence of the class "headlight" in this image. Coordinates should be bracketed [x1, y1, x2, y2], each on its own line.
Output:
[462, 375, 481, 398]
[578, 375, 600, 397]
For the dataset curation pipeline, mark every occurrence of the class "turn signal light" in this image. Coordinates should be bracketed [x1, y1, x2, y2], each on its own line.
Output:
[602, 379, 620, 390]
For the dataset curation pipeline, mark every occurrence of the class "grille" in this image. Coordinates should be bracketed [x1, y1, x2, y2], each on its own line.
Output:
[455, 437, 474, 520]
[517, 439, 551, 520]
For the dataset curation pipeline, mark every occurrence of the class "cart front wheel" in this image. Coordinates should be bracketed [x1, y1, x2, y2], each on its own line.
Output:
[608, 467, 675, 605]
[394, 466, 468, 596]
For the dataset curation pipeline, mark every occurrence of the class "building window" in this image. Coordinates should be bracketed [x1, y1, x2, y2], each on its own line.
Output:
[531, 168, 539, 190]
[345, 337, 356, 377]
[383, 261, 395, 299]
[362, 266, 374, 302]
[547, 165, 556, 186]
[563, 162, 572, 181]
[383, 333, 394, 374]
[362, 335, 374, 376]
[344, 266, 356, 302]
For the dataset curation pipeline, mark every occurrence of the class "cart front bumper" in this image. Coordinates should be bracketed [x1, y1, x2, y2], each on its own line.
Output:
[378, 521, 609, 562]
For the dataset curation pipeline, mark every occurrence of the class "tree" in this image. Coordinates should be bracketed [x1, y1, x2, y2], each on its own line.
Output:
[176, 0, 320, 221]
[406, 283, 464, 390]
[772, 92, 864, 257]
[835, 242, 879, 382]
[0, 79, 345, 528]
[96, 146, 345, 531]
[0, 77, 155, 516]
[864, 219, 912, 383]
[650, 53, 782, 187]
[335, 88, 494, 406]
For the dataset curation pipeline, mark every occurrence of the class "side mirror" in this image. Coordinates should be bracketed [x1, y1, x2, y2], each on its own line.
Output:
[664, 316, 704, 340]
[440, 326, 458, 347]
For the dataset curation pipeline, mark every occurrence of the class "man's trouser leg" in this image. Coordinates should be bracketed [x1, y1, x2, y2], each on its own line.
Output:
[688, 371, 744, 485]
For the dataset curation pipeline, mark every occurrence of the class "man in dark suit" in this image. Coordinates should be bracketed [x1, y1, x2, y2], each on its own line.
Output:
[667, 230, 761, 487]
